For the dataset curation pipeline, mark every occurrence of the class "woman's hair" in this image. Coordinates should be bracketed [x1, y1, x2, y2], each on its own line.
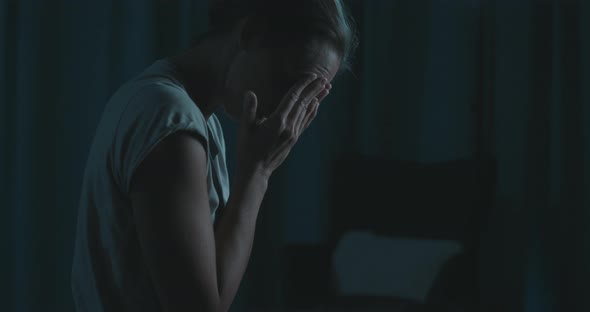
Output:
[195, 0, 359, 74]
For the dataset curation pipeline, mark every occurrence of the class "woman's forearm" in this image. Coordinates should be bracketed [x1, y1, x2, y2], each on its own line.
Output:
[213, 169, 269, 312]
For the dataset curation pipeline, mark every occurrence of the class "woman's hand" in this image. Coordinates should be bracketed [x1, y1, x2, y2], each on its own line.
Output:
[236, 73, 331, 180]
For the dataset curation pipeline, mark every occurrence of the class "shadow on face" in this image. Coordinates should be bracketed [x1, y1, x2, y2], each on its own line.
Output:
[225, 37, 342, 121]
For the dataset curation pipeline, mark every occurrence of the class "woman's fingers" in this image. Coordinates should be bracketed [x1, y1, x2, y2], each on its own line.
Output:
[297, 85, 330, 132]
[270, 73, 317, 119]
[294, 77, 327, 116]
[267, 74, 329, 151]
[317, 84, 332, 103]
[287, 78, 326, 132]
[294, 97, 318, 133]
[301, 99, 320, 131]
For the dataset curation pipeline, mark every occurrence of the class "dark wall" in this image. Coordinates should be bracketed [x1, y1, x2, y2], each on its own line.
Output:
[1, 0, 589, 311]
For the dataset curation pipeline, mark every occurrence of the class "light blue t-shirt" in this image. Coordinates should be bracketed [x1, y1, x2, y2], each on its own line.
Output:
[71, 58, 230, 311]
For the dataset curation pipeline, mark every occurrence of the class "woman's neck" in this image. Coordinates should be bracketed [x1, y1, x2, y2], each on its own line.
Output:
[169, 34, 238, 120]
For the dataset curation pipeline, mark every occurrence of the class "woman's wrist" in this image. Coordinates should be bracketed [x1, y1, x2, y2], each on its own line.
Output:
[235, 164, 270, 189]
[228, 166, 270, 219]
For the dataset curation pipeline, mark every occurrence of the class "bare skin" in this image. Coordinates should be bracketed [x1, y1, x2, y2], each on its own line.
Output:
[128, 16, 341, 312]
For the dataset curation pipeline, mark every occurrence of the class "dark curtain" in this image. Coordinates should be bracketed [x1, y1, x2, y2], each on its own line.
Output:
[1, 0, 588, 311]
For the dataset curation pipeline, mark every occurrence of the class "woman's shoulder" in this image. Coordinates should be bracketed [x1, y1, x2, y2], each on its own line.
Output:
[128, 81, 207, 127]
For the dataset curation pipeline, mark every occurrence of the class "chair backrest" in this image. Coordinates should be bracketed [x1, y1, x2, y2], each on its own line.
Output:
[326, 155, 496, 306]
[327, 156, 496, 250]
[281, 155, 496, 308]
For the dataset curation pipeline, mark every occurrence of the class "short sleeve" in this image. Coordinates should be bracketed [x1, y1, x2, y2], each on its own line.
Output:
[111, 82, 210, 195]
[208, 113, 227, 156]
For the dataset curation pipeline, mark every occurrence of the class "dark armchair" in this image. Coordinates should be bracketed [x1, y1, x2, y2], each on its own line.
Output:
[281, 155, 496, 312]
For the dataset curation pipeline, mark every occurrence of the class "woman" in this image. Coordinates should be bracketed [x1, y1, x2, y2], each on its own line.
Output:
[71, 0, 358, 311]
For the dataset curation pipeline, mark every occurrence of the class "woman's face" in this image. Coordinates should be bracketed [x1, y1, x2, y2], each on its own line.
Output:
[223, 37, 341, 121]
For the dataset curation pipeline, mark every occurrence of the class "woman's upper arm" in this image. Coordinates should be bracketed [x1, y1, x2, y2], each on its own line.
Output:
[128, 131, 219, 312]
